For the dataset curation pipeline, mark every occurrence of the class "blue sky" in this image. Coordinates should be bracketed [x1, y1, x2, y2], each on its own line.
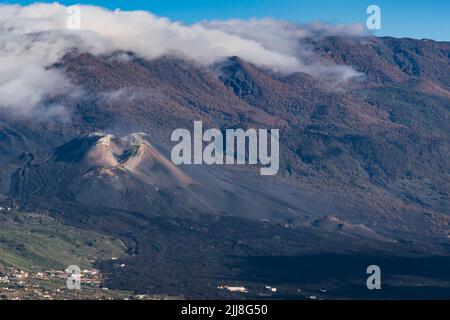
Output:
[4, 0, 450, 41]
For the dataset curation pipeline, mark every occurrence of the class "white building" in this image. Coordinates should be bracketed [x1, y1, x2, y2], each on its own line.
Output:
[226, 286, 248, 293]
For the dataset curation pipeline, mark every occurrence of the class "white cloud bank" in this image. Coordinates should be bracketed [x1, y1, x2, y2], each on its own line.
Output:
[0, 3, 364, 117]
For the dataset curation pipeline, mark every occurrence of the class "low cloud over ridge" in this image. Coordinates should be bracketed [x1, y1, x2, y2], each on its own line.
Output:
[0, 3, 363, 117]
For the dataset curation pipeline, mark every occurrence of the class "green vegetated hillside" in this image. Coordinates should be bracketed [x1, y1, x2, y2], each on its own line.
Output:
[0, 209, 126, 272]
[0, 209, 182, 300]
